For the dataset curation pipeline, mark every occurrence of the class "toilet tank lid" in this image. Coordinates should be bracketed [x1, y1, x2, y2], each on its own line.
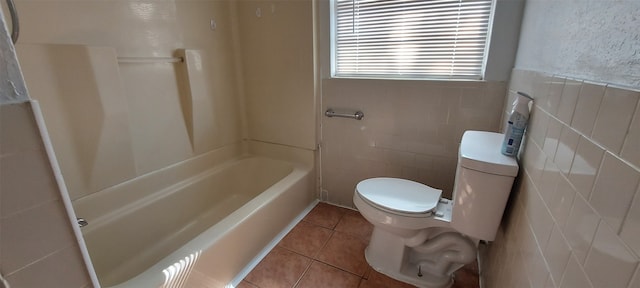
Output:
[356, 178, 442, 214]
[459, 131, 519, 177]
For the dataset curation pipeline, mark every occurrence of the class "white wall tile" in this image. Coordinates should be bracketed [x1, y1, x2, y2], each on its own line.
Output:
[0, 104, 43, 155]
[543, 225, 572, 284]
[568, 136, 605, 200]
[549, 175, 576, 229]
[556, 79, 581, 125]
[545, 273, 557, 288]
[321, 79, 506, 206]
[620, 185, 640, 257]
[559, 254, 594, 288]
[627, 266, 640, 288]
[621, 100, 640, 169]
[591, 86, 639, 154]
[0, 148, 60, 217]
[545, 76, 566, 117]
[524, 138, 548, 188]
[526, 185, 555, 246]
[543, 117, 563, 159]
[527, 242, 551, 288]
[563, 193, 600, 264]
[554, 126, 580, 176]
[1, 200, 76, 274]
[5, 245, 90, 288]
[489, 70, 640, 288]
[589, 152, 640, 232]
[539, 161, 562, 206]
[570, 82, 605, 136]
[584, 221, 639, 288]
[529, 106, 551, 148]
[0, 101, 89, 286]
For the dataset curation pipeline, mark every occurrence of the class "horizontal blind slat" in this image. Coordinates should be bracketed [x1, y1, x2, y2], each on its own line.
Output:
[334, 0, 492, 79]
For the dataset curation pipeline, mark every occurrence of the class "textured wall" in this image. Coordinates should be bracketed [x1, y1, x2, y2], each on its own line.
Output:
[515, 0, 640, 88]
[484, 0, 640, 286]
[0, 12, 27, 103]
[484, 69, 640, 288]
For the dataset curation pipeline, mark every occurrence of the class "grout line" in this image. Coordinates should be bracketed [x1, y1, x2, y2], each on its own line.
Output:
[244, 202, 480, 288]
[291, 258, 314, 288]
[229, 200, 319, 287]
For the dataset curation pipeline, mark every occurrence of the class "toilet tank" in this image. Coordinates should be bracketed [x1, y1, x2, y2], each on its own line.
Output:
[451, 131, 519, 241]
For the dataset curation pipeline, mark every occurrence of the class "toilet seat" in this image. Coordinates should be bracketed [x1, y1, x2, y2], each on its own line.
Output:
[356, 178, 442, 216]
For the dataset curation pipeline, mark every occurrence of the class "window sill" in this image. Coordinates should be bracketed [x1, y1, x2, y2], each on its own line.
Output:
[329, 75, 488, 84]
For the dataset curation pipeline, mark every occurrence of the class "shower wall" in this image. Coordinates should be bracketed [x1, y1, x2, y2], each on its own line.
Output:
[14, 0, 244, 200]
[5, 0, 316, 285]
[15, 0, 317, 202]
[235, 0, 316, 150]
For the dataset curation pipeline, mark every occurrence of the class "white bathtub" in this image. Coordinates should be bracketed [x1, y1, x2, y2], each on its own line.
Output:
[73, 145, 315, 287]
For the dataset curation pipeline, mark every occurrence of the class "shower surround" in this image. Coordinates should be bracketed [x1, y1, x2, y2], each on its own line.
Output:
[11, 0, 316, 286]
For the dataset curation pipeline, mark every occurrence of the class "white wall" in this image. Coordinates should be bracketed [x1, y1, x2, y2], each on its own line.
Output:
[483, 0, 526, 81]
[515, 0, 640, 88]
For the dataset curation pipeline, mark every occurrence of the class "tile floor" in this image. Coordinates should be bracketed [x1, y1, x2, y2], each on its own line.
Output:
[239, 202, 480, 288]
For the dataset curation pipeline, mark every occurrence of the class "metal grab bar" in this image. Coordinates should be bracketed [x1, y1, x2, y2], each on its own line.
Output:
[325, 108, 364, 120]
[117, 56, 184, 64]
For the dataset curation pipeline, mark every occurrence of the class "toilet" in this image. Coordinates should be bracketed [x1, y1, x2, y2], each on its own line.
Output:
[354, 130, 519, 288]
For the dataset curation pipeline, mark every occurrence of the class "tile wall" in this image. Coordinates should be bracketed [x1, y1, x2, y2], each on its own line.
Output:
[483, 69, 640, 288]
[0, 102, 91, 287]
[321, 78, 507, 206]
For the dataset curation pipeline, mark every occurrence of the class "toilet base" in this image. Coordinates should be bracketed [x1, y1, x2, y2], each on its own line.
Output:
[365, 247, 453, 288]
[364, 227, 475, 288]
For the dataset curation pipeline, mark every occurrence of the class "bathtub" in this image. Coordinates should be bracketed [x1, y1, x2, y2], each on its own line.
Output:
[73, 145, 315, 287]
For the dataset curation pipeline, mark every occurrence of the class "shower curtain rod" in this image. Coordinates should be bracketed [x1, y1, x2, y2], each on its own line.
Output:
[117, 56, 184, 64]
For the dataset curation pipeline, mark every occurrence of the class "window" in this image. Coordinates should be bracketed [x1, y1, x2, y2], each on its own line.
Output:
[332, 0, 494, 80]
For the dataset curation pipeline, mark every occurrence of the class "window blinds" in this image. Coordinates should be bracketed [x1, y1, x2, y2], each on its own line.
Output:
[333, 0, 493, 80]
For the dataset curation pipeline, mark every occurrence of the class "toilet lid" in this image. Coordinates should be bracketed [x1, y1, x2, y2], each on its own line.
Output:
[356, 178, 442, 214]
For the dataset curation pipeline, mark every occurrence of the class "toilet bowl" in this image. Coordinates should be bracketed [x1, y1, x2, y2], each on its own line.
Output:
[354, 131, 519, 288]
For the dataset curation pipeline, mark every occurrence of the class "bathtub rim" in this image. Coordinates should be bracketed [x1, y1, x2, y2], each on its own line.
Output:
[107, 160, 313, 288]
[72, 142, 245, 224]
[79, 155, 294, 237]
[226, 198, 319, 287]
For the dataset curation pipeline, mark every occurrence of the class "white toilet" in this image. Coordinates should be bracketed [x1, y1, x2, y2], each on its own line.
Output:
[354, 130, 519, 288]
